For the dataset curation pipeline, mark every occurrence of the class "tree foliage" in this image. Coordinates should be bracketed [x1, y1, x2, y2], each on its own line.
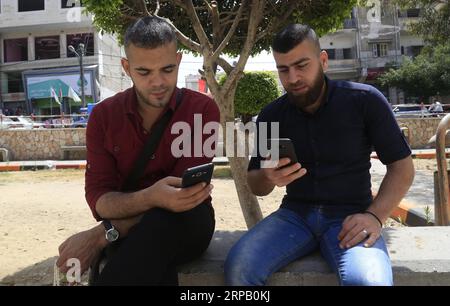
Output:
[394, 0, 450, 45]
[378, 43, 450, 99]
[219, 71, 280, 120]
[82, 0, 358, 56]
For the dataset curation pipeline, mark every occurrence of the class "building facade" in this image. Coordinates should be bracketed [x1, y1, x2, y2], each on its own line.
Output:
[0, 0, 131, 115]
[321, 0, 425, 104]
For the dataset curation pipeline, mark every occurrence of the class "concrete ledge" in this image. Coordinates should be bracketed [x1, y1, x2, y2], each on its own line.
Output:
[178, 227, 450, 286]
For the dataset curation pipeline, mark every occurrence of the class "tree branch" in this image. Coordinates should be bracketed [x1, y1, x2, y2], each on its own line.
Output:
[210, 1, 221, 48]
[222, 0, 265, 94]
[139, 0, 150, 16]
[182, 0, 212, 51]
[217, 57, 233, 74]
[152, 15, 201, 53]
[255, 2, 299, 43]
[211, 0, 247, 61]
[154, 0, 161, 15]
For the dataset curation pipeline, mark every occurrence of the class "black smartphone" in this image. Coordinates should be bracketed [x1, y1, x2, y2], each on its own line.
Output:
[181, 163, 215, 188]
[268, 138, 298, 167]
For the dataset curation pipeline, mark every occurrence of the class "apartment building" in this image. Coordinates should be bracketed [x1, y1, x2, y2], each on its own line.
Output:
[0, 0, 131, 115]
[320, 1, 425, 104]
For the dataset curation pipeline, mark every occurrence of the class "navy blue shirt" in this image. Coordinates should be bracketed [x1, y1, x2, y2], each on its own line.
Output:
[248, 78, 411, 211]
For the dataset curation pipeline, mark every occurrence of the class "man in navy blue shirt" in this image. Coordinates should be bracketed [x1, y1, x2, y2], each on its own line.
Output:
[225, 24, 414, 286]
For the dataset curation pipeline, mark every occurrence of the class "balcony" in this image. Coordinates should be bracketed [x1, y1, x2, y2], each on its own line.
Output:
[327, 59, 359, 70]
[0, 56, 99, 72]
[343, 19, 357, 29]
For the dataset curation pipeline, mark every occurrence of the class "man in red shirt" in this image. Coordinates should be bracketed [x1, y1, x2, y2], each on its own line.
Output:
[56, 17, 219, 285]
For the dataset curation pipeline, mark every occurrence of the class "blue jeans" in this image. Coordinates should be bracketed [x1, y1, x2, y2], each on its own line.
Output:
[224, 206, 393, 286]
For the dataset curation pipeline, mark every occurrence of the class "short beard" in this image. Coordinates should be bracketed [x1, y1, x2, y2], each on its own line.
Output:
[135, 87, 167, 109]
[287, 67, 325, 110]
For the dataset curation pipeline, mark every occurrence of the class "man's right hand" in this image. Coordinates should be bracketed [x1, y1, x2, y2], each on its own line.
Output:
[56, 225, 106, 275]
[261, 158, 307, 187]
[146, 176, 213, 212]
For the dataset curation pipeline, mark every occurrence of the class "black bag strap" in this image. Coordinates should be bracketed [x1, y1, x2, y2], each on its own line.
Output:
[122, 89, 183, 192]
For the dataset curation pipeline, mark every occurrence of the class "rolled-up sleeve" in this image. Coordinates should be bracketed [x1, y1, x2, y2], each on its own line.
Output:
[85, 106, 120, 221]
[364, 88, 412, 165]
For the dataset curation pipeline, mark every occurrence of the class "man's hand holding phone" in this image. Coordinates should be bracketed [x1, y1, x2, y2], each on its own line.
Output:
[148, 175, 213, 213]
[261, 157, 307, 187]
[262, 138, 307, 187]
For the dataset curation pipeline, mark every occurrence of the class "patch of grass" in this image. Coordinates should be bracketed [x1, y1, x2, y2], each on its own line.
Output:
[213, 166, 232, 179]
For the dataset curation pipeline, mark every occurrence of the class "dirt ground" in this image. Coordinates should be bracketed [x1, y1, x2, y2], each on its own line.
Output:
[1, 159, 430, 286]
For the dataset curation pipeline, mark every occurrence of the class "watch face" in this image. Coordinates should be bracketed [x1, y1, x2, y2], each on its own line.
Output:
[106, 229, 119, 242]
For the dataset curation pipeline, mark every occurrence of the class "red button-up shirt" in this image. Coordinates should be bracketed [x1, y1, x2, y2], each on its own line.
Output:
[85, 87, 220, 220]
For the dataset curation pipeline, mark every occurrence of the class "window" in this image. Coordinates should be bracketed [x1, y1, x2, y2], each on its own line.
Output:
[406, 8, 420, 18]
[61, 0, 83, 8]
[325, 49, 336, 60]
[7, 72, 24, 93]
[67, 33, 94, 57]
[343, 48, 353, 59]
[407, 45, 423, 58]
[18, 0, 44, 12]
[372, 43, 388, 57]
[35, 36, 60, 60]
[4, 38, 28, 62]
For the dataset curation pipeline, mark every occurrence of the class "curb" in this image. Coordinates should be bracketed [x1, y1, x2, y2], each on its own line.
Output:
[0, 162, 86, 172]
[390, 200, 433, 226]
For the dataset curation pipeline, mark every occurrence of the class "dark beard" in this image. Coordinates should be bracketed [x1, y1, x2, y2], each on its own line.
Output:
[135, 87, 166, 108]
[287, 69, 325, 110]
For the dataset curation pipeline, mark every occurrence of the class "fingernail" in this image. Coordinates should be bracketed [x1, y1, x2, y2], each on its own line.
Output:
[364, 243, 369, 248]
[339, 244, 344, 249]
[346, 244, 350, 248]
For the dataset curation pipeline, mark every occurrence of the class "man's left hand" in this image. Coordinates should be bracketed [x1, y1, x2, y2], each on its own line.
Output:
[338, 213, 382, 249]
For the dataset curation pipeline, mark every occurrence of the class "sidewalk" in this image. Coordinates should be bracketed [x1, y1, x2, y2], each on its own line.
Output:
[370, 158, 435, 226]
[0, 150, 440, 226]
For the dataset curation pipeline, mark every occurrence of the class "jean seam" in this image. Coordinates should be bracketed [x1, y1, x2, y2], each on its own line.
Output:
[265, 238, 317, 279]
[321, 232, 344, 284]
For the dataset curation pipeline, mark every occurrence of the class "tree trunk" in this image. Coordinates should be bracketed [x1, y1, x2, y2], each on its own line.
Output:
[228, 156, 263, 228]
[215, 94, 263, 229]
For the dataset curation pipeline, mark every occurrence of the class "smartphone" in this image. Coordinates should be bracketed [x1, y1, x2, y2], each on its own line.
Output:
[181, 163, 215, 188]
[268, 138, 298, 167]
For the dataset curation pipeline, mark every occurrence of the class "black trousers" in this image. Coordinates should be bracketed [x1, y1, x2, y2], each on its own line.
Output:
[93, 202, 215, 286]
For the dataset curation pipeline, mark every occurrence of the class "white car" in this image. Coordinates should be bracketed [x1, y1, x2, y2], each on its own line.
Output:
[0, 116, 44, 129]
[392, 104, 433, 118]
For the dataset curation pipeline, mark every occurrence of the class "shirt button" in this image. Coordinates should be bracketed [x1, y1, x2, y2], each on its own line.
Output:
[113, 146, 120, 152]
[143, 130, 148, 134]
[150, 154, 155, 160]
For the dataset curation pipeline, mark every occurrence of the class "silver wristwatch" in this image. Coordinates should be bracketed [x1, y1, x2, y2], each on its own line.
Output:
[102, 220, 120, 242]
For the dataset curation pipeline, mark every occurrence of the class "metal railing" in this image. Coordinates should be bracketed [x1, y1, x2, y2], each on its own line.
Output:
[434, 113, 450, 225]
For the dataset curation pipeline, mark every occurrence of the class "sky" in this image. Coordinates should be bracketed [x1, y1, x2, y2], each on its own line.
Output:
[177, 51, 278, 88]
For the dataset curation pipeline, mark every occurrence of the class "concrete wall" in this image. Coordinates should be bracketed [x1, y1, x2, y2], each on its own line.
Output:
[0, 118, 442, 161]
[0, 128, 86, 161]
[397, 118, 441, 149]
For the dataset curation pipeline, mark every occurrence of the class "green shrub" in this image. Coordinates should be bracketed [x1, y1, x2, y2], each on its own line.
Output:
[219, 71, 280, 122]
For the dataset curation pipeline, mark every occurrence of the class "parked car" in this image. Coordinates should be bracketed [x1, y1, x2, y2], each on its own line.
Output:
[71, 117, 88, 128]
[14, 116, 45, 129]
[0, 116, 24, 129]
[391, 104, 433, 118]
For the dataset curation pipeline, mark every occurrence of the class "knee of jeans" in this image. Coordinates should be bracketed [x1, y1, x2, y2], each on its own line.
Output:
[224, 247, 268, 286]
[340, 267, 393, 286]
